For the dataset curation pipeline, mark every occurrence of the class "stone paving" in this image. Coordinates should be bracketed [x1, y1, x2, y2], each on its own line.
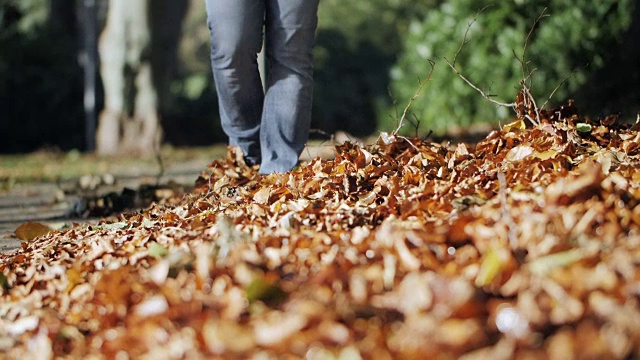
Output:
[0, 168, 208, 255]
[0, 144, 337, 255]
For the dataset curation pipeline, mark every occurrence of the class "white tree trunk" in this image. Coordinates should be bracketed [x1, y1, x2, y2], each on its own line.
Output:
[96, 0, 161, 155]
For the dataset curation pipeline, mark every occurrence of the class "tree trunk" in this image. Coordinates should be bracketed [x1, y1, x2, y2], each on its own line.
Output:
[96, 0, 161, 156]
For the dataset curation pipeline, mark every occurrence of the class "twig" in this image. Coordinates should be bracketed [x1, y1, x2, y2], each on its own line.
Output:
[393, 60, 435, 136]
[540, 65, 586, 110]
[308, 128, 333, 139]
[520, 83, 541, 126]
[444, 58, 517, 109]
[397, 135, 420, 152]
[445, 5, 517, 109]
[521, 8, 550, 85]
[513, 8, 549, 126]
[452, 5, 493, 67]
[410, 113, 421, 137]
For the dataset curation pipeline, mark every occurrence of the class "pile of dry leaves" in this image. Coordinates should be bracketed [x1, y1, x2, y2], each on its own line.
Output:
[1, 104, 640, 359]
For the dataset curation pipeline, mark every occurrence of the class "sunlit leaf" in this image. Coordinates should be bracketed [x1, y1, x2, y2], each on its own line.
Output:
[94, 221, 128, 231]
[65, 268, 83, 292]
[253, 186, 271, 205]
[475, 247, 503, 287]
[534, 150, 559, 160]
[502, 119, 526, 132]
[141, 218, 156, 228]
[148, 242, 168, 259]
[527, 249, 585, 276]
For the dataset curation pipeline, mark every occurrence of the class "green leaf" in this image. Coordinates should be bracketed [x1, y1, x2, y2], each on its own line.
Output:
[148, 242, 168, 259]
[576, 123, 592, 133]
[94, 222, 129, 231]
[142, 218, 156, 229]
[0, 272, 10, 291]
[245, 276, 287, 306]
[527, 249, 585, 276]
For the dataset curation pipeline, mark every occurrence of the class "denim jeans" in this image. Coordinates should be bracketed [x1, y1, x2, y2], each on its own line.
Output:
[205, 0, 319, 174]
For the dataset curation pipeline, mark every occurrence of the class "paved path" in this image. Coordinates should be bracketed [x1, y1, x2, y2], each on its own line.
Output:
[0, 143, 338, 255]
[0, 167, 208, 255]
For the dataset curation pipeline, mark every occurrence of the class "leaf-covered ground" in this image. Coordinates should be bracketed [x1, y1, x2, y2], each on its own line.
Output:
[1, 109, 640, 359]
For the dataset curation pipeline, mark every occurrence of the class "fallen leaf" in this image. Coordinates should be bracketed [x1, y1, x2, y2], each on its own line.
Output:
[576, 123, 592, 133]
[148, 242, 168, 259]
[506, 145, 534, 162]
[502, 119, 526, 132]
[0, 272, 9, 291]
[14, 222, 52, 241]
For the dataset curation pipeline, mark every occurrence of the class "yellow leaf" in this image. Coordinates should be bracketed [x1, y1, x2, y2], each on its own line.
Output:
[475, 247, 504, 287]
[65, 268, 83, 292]
[502, 119, 526, 132]
[15, 222, 52, 241]
[527, 249, 584, 276]
[535, 150, 559, 160]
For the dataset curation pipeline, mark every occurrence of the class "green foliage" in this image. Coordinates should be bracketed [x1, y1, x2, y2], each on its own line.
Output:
[389, 0, 635, 134]
[1, 0, 637, 152]
[0, 0, 48, 34]
[313, 0, 435, 136]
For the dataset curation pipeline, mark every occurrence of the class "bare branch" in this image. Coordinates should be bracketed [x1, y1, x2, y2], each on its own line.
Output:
[452, 5, 493, 67]
[393, 60, 435, 136]
[521, 83, 541, 125]
[444, 58, 517, 109]
[521, 8, 550, 84]
[540, 65, 586, 110]
[398, 135, 421, 152]
[445, 5, 518, 113]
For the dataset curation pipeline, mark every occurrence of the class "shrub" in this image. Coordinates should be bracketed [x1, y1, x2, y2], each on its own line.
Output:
[389, 0, 635, 134]
[313, 0, 434, 137]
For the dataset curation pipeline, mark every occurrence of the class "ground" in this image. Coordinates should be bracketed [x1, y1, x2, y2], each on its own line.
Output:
[1, 120, 640, 359]
[0, 142, 339, 253]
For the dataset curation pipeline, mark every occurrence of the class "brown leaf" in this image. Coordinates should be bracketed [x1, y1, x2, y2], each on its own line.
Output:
[14, 222, 52, 241]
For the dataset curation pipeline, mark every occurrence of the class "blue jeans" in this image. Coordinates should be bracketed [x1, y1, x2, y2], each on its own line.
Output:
[205, 0, 319, 174]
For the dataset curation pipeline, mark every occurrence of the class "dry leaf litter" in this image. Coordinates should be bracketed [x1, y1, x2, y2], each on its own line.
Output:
[1, 105, 640, 359]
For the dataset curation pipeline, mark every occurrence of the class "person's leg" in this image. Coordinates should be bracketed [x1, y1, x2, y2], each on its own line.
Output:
[205, 0, 265, 165]
[260, 0, 319, 174]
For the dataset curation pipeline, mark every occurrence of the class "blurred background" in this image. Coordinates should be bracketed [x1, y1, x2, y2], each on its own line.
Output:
[0, 0, 638, 155]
